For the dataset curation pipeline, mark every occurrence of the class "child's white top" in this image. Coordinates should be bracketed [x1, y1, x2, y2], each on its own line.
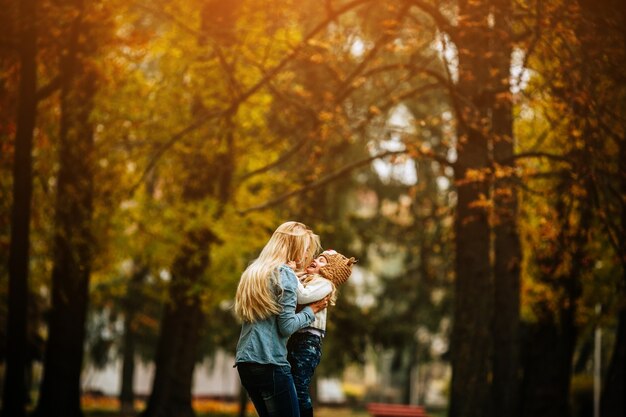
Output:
[296, 275, 333, 334]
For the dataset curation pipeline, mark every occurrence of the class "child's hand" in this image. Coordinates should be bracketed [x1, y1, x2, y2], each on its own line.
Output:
[309, 295, 330, 313]
[286, 260, 297, 270]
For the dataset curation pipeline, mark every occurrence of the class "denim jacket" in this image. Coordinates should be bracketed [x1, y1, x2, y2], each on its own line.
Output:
[235, 265, 315, 367]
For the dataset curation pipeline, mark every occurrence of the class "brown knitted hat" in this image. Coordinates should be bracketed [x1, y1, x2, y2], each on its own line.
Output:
[318, 250, 356, 286]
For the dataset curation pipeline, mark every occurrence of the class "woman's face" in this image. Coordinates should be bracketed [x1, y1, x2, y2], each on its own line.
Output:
[295, 240, 309, 269]
[297, 232, 318, 269]
[292, 235, 310, 269]
[305, 255, 328, 274]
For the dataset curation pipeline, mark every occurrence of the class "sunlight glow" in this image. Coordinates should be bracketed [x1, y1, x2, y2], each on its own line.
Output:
[350, 38, 365, 57]
[371, 105, 418, 185]
[511, 48, 531, 94]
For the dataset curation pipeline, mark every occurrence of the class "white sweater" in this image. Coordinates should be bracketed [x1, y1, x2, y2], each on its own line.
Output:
[296, 275, 334, 333]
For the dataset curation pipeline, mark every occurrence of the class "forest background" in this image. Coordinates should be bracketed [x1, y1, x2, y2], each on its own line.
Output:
[1, 0, 625, 417]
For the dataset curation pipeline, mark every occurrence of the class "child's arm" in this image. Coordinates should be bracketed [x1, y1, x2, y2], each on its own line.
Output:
[296, 275, 333, 304]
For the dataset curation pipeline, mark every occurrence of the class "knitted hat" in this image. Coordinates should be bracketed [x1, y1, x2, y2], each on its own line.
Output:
[318, 250, 356, 286]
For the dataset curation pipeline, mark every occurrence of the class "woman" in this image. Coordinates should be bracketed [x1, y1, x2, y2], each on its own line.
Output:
[234, 221, 328, 417]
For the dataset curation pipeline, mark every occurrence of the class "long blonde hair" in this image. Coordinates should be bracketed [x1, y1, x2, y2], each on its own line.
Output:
[235, 221, 320, 322]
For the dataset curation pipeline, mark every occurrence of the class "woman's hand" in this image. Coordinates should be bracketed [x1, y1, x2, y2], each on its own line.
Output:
[308, 296, 330, 313]
[286, 260, 297, 270]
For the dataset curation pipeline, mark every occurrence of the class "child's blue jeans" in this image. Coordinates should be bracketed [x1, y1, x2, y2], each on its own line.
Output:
[287, 332, 323, 415]
[237, 362, 301, 417]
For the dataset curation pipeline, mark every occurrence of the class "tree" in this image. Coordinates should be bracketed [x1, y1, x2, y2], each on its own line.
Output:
[139, 3, 240, 416]
[2, 0, 38, 416]
[491, 1, 521, 416]
[513, 2, 626, 416]
[119, 264, 149, 414]
[34, 1, 101, 414]
[448, 2, 493, 416]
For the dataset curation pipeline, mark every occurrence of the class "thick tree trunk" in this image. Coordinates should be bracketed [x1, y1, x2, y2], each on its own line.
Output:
[449, 2, 493, 417]
[34, 76, 96, 417]
[601, 63, 626, 417]
[2, 1, 37, 416]
[140, 300, 202, 417]
[140, 231, 215, 417]
[601, 4, 626, 415]
[521, 172, 589, 417]
[520, 317, 578, 417]
[141, 3, 240, 415]
[34, 5, 97, 415]
[491, 2, 521, 417]
[601, 139, 626, 415]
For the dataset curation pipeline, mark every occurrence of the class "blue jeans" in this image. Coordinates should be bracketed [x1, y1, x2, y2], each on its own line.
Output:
[237, 362, 301, 417]
[287, 332, 323, 414]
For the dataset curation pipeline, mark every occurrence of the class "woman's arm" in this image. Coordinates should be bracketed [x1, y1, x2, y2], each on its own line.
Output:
[297, 276, 333, 304]
[277, 267, 316, 337]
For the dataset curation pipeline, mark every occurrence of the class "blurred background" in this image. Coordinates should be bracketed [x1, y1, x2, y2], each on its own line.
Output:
[1, 0, 624, 417]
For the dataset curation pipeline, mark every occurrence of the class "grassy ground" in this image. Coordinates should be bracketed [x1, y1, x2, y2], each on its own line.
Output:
[85, 406, 446, 417]
[82, 396, 446, 417]
[84, 408, 368, 417]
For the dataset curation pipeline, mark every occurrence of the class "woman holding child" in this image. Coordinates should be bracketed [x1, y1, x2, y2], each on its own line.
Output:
[234, 221, 355, 417]
[234, 221, 328, 417]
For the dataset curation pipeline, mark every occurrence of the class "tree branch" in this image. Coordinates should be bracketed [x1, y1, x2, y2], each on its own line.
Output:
[334, 3, 412, 104]
[238, 144, 448, 214]
[128, 109, 224, 195]
[129, 0, 376, 196]
[238, 150, 406, 214]
[238, 136, 311, 182]
[228, 0, 375, 110]
[406, 0, 458, 42]
[36, 76, 62, 101]
[503, 151, 572, 165]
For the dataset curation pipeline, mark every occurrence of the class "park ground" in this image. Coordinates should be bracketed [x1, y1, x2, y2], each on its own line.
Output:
[81, 396, 446, 417]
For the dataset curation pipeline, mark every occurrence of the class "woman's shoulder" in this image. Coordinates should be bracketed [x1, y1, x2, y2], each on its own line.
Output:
[277, 264, 298, 284]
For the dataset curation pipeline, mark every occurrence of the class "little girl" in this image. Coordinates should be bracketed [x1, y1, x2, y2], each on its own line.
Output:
[288, 249, 356, 417]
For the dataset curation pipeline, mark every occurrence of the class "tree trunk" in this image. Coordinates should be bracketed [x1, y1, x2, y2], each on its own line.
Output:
[490, 1, 521, 417]
[120, 319, 137, 415]
[2, 0, 37, 416]
[119, 265, 148, 415]
[521, 169, 589, 417]
[601, 134, 626, 415]
[141, 3, 240, 415]
[33, 4, 97, 415]
[601, 92, 626, 417]
[602, 307, 626, 417]
[402, 341, 418, 405]
[140, 230, 215, 417]
[600, 4, 626, 415]
[520, 318, 578, 417]
[449, 2, 493, 417]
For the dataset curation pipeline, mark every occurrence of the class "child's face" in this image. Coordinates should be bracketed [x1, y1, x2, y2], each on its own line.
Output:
[305, 255, 328, 274]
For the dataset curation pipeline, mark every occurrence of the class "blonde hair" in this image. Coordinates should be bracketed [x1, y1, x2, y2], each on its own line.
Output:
[235, 221, 320, 322]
